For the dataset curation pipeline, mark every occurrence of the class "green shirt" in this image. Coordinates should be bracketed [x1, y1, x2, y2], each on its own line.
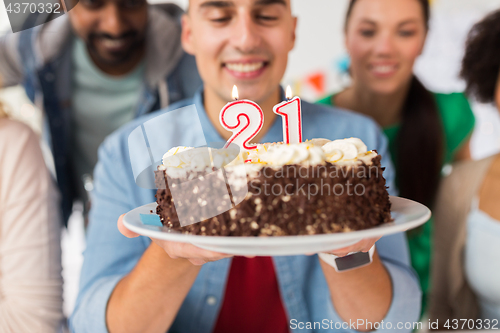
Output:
[71, 38, 145, 200]
[317, 92, 475, 314]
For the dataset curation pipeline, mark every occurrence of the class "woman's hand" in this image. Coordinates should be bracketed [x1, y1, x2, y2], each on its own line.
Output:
[117, 214, 233, 265]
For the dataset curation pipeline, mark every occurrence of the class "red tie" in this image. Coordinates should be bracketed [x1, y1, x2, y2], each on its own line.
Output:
[213, 256, 289, 333]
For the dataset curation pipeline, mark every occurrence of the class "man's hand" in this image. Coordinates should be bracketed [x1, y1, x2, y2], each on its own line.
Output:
[117, 214, 233, 265]
[303, 237, 381, 257]
[325, 236, 381, 257]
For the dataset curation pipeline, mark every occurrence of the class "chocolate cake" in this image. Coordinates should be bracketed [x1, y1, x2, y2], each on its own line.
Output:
[155, 138, 392, 236]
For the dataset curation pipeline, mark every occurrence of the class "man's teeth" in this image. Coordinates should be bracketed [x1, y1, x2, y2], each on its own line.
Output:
[101, 39, 127, 48]
[372, 65, 396, 74]
[226, 62, 264, 73]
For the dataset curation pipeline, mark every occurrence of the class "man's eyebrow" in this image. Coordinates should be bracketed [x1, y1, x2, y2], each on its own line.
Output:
[199, 1, 234, 9]
[359, 19, 376, 25]
[255, 0, 287, 6]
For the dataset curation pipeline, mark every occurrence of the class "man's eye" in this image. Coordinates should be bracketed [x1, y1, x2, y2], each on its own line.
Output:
[256, 15, 278, 21]
[211, 16, 231, 23]
[360, 29, 375, 37]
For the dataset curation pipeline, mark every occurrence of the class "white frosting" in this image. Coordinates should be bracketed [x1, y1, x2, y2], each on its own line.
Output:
[322, 138, 368, 162]
[246, 142, 280, 163]
[159, 137, 378, 177]
[160, 145, 244, 178]
[308, 138, 331, 147]
[161, 146, 194, 167]
[257, 142, 325, 166]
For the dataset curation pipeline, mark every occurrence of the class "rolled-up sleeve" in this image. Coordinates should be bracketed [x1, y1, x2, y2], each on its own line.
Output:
[69, 135, 152, 333]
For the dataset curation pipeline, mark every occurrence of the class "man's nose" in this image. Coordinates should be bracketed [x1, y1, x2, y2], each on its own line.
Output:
[99, 4, 128, 36]
[230, 13, 262, 53]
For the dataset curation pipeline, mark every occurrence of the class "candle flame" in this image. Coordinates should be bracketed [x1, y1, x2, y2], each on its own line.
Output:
[286, 85, 293, 100]
[232, 85, 239, 100]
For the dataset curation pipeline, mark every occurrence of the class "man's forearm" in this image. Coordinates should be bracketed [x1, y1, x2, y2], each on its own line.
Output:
[106, 242, 201, 333]
[320, 251, 392, 332]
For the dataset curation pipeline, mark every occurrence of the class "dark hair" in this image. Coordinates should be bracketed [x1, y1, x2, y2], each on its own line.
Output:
[461, 9, 500, 103]
[345, 0, 443, 207]
[345, 0, 430, 30]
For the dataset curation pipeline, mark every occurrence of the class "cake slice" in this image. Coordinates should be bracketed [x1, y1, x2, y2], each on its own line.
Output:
[155, 138, 392, 236]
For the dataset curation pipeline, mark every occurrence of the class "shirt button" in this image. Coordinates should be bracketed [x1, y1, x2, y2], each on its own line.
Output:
[206, 296, 217, 306]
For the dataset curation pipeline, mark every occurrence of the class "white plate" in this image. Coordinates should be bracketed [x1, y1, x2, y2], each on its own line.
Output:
[123, 196, 431, 256]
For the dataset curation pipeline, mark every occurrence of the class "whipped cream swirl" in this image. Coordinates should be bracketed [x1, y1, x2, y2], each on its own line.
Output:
[160, 145, 243, 177]
[159, 137, 377, 176]
[256, 142, 325, 166]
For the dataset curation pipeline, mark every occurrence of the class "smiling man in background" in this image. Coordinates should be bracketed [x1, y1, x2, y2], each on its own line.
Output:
[70, 0, 421, 332]
[0, 0, 201, 224]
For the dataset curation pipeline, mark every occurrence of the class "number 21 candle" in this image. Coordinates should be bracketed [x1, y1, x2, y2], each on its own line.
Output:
[273, 85, 302, 144]
[219, 85, 264, 151]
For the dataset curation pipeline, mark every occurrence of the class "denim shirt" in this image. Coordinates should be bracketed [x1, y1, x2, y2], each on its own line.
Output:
[70, 88, 421, 332]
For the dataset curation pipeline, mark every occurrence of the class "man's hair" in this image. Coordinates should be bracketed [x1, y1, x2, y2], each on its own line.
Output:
[461, 9, 500, 103]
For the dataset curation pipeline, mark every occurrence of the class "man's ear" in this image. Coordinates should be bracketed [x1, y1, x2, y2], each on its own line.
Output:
[181, 14, 195, 55]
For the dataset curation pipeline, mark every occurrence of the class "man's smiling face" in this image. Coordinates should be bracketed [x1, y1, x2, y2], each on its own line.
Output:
[182, 0, 296, 104]
[69, 0, 148, 69]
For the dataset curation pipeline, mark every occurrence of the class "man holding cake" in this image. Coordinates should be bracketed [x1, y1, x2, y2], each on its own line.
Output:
[70, 0, 421, 332]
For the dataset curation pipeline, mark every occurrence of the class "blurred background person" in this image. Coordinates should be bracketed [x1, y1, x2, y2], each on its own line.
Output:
[430, 9, 500, 326]
[0, 101, 63, 332]
[317, 0, 476, 314]
[0, 0, 202, 226]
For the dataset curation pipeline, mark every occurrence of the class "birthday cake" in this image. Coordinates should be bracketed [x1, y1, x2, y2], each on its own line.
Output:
[154, 138, 392, 236]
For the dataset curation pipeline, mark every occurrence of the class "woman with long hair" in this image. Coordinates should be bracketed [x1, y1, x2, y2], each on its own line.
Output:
[0, 101, 64, 331]
[430, 9, 500, 326]
[318, 0, 475, 314]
